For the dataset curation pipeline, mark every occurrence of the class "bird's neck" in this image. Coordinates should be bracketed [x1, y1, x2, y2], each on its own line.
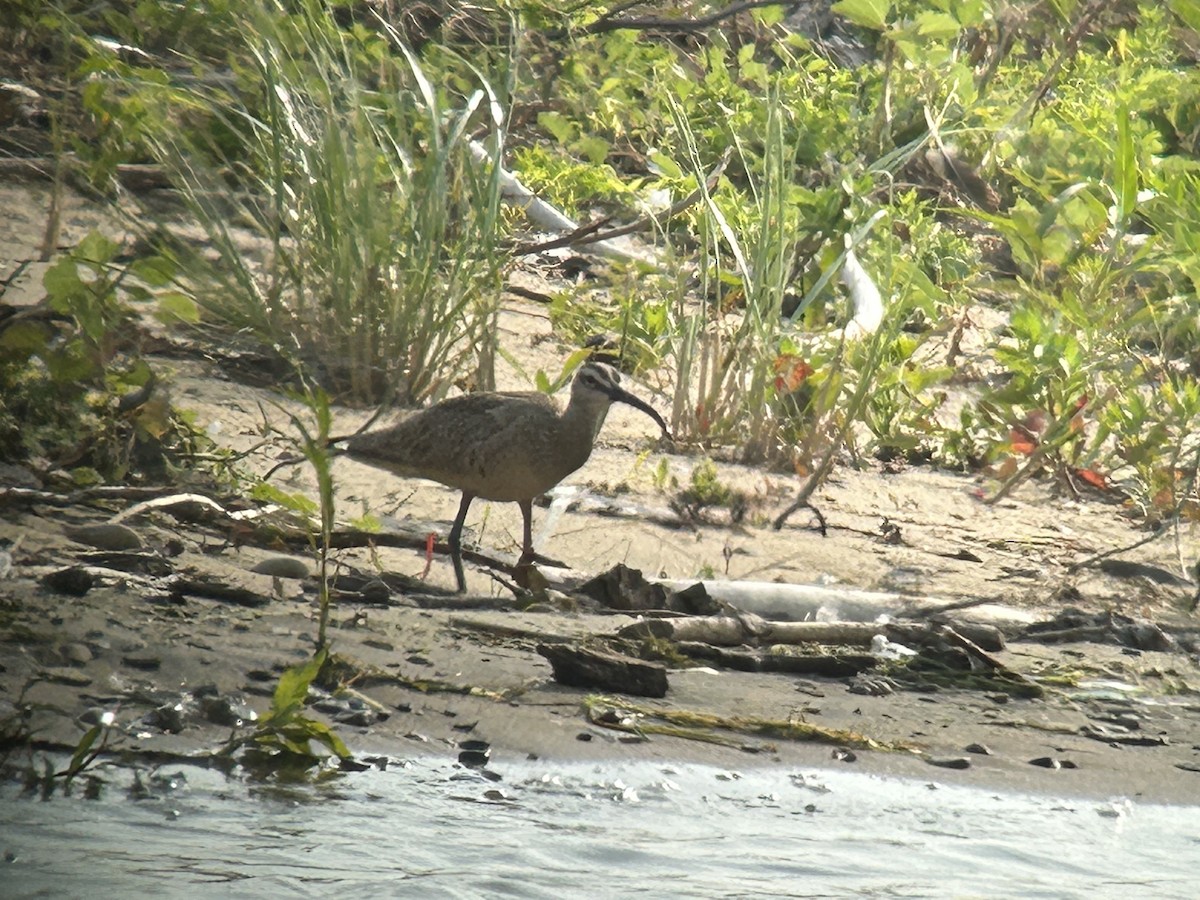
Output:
[560, 398, 610, 460]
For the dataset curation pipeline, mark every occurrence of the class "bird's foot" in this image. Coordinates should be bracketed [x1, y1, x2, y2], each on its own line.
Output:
[513, 553, 548, 593]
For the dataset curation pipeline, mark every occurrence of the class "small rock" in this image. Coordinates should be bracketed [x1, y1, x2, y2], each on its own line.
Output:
[847, 675, 895, 696]
[122, 655, 162, 672]
[964, 742, 992, 755]
[832, 748, 857, 763]
[60, 642, 94, 666]
[335, 709, 380, 727]
[144, 704, 186, 734]
[926, 756, 972, 770]
[458, 740, 491, 768]
[79, 707, 114, 726]
[200, 694, 256, 727]
[64, 523, 143, 551]
[40, 667, 93, 687]
[1029, 756, 1078, 769]
[41, 566, 94, 596]
[250, 557, 311, 579]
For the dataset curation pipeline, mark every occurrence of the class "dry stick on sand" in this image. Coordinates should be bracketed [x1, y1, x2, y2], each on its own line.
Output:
[512, 150, 731, 258]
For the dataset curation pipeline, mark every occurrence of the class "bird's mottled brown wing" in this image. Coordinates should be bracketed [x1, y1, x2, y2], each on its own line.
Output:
[343, 391, 565, 498]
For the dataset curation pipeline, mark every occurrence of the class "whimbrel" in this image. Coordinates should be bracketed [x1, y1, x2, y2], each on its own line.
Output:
[340, 362, 669, 591]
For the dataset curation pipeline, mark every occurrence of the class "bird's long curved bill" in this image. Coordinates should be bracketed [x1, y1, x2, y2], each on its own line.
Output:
[608, 386, 672, 440]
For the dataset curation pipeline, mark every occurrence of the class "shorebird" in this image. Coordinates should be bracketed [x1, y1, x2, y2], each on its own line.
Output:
[339, 362, 670, 591]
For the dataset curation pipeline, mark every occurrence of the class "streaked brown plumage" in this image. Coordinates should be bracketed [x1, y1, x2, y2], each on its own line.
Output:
[340, 362, 669, 591]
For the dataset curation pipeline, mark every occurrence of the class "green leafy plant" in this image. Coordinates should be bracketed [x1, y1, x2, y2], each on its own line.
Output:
[226, 648, 351, 769]
[0, 230, 188, 477]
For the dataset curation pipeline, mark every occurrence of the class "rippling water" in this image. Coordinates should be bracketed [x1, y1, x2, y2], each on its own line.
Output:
[1, 757, 1194, 899]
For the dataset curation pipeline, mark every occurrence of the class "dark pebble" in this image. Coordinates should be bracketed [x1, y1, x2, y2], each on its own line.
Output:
[1029, 756, 1078, 769]
[964, 742, 992, 755]
[200, 694, 255, 727]
[144, 704, 186, 734]
[41, 566, 94, 596]
[334, 709, 378, 727]
[78, 707, 113, 726]
[458, 749, 491, 768]
[926, 756, 972, 770]
[122, 655, 162, 672]
[60, 642, 94, 666]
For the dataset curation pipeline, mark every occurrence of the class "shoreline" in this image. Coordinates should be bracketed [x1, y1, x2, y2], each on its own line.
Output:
[3, 511, 1197, 806]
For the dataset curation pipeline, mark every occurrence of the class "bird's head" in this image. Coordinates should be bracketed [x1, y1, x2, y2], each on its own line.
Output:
[571, 362, 671, 440]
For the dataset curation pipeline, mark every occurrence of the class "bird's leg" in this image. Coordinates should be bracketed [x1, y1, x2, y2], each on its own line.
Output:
[447, 492, 474, 593]
[517, 499, 535, 565]
[513, 498, 537, 588]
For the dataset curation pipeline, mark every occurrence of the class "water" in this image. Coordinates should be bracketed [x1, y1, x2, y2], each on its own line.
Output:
[1, 757, 1194, 899]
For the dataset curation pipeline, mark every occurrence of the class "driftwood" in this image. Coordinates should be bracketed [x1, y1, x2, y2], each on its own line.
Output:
[676, 642, 878, 677]
[469, 141, 661, 267]
[652, 577, 1038, 631]
[577, 564, 724, 615]
[167, 574, 272, 608]
[537, 643, 668, 698]
[620, 614, 1005, 653]
[1022, 610, 1175, 652]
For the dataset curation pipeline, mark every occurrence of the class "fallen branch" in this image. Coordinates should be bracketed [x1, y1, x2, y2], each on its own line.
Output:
[621, 614, 1005, 652]
[469, 140, 661, 266]
[513, 149, 731, 257]
[560, 0, 787, 38]
[538, 643, 669, 697]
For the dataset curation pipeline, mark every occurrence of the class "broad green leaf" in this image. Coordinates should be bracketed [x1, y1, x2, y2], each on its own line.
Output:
[538, 111, 575, 144]
[574, 135, 609, 166]
[76, 230, 120, 267]
[0, 320, 50, 356]
[156, 291, 201, 324]
[250, 482, 319, 515]
[45, 344, 96, 382]
[303, 718, 352, 759]
[130, 255, 177, 287]
[1114, 104, 1138, 227]
[348, 513, 381, 533]
[647, 150, 682, 179]
[832, 0, 890, 31]
[69, 467, 103, 487]
[43, 258, 85, 309]
[270, 649, 326, 720]
[67, 724, 102, 776]
[916, 12, 962, 40]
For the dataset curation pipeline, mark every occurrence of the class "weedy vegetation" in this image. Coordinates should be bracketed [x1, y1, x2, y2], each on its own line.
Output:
[5, 0, 1200, 776]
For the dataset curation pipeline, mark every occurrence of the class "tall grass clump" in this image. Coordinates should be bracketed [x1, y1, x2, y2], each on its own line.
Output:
[664, 87, 818, 457]
[137, 0, 507, 404]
